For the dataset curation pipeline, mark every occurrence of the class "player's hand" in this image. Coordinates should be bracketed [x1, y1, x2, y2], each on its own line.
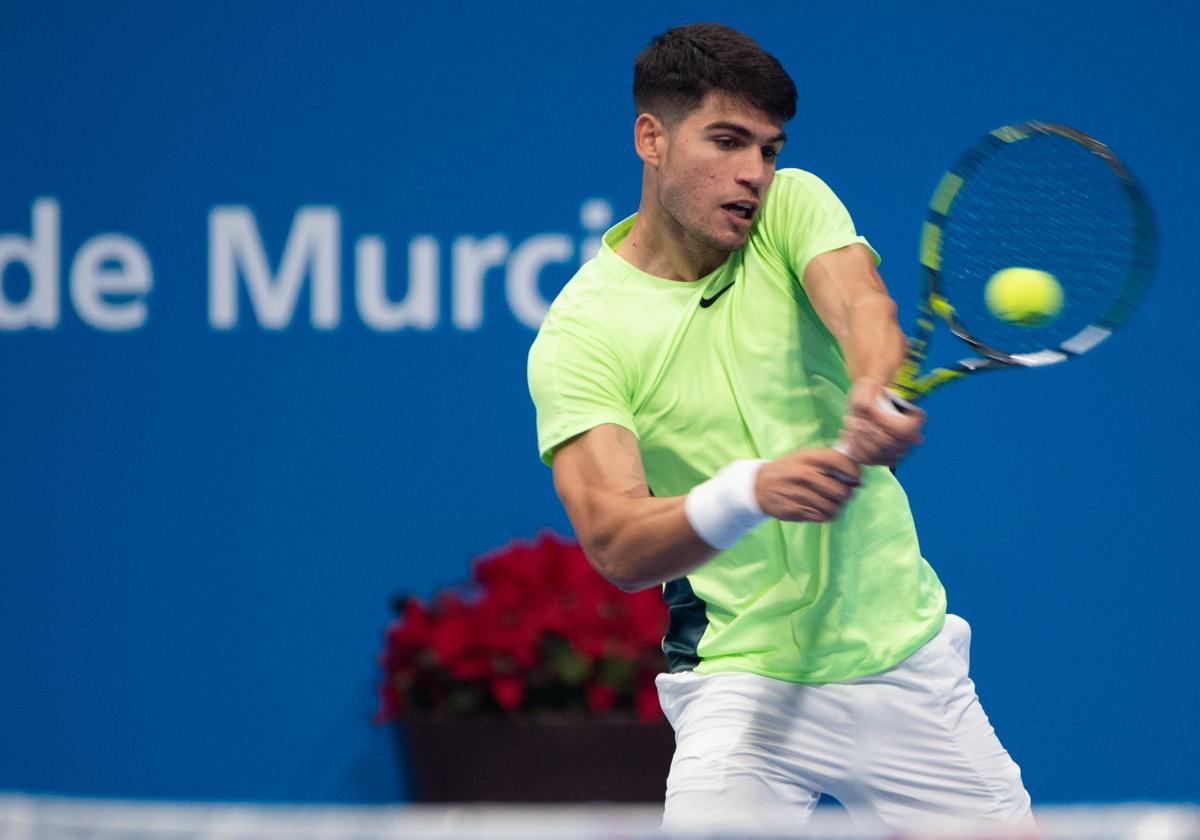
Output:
[755, 449, 861, 523]
[839, 378, 926, 467]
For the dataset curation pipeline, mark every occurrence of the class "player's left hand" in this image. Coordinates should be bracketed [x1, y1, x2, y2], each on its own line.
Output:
[840, 378, 926, 467]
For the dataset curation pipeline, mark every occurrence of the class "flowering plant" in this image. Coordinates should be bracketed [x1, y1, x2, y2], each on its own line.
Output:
[373, 531, 669, 724]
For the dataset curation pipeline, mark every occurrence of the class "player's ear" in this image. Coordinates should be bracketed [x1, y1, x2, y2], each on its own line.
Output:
[632, 113, 666, 167]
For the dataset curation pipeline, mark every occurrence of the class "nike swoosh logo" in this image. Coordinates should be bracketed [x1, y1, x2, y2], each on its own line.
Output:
[699, 281, 735, 308]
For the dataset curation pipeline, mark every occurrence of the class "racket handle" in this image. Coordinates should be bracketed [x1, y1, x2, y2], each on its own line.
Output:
[878, 390, 917, 415]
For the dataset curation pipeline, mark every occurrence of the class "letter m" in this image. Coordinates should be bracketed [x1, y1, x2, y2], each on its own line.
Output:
[208, 206, 340, 329]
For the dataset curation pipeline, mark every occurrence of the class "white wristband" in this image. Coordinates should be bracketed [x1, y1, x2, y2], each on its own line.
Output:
[684, 459, 769, 550]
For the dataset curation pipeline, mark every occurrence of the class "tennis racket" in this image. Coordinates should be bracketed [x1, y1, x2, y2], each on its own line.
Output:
[889, 120, 1156, 403]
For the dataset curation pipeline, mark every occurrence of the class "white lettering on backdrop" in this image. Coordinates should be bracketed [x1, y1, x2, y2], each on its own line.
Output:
[0, 197, 614, 332]
[0, 198, 155, 331]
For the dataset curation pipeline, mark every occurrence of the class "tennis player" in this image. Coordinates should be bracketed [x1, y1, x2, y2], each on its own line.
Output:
[527, 23, 1031, 832]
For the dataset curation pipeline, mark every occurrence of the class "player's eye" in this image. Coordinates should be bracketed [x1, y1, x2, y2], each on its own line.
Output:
[713, 136, 738, 150]
[762, 146, 779, 161]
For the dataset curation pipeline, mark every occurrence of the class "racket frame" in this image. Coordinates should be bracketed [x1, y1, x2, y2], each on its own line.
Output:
[895, 121, 1156, 402]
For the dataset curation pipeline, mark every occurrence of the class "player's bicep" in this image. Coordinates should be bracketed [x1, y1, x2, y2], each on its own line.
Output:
[551, 423, 649, 539]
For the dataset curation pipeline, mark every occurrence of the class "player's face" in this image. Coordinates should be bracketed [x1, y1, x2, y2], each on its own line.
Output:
[655, 94, 787, 254]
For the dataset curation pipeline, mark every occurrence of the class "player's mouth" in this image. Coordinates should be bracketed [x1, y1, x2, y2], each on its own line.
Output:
[721, 201, 758, 225]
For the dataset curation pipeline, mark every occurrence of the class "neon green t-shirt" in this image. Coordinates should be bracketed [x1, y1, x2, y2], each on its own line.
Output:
[527, 168, 946, 683]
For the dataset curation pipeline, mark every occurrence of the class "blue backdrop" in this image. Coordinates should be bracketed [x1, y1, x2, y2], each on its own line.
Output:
[1, 0, 1196, 804]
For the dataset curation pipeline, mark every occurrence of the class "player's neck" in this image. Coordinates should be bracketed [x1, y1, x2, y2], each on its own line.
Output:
[616, 198, 728, 282]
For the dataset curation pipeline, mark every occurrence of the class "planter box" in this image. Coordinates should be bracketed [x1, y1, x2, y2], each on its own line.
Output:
[398, 714, 676, 803]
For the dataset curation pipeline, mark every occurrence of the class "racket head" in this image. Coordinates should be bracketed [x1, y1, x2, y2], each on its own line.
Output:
[913, 122, 1156, 370]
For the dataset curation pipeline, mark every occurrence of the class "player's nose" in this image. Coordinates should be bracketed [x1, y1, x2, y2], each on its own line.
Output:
[735, 150, 771, 193]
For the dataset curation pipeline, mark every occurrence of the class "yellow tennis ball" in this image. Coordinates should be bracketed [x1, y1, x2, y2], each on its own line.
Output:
[984, 267, 1064, 327]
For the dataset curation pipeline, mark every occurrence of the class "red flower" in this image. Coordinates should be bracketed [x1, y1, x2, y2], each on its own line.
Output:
[427, 594, 491, 680]
[378, 597, 432, 672]
[636, 677, 664, 723]
[490, 674, 525, 710]
[372, 531, 670, 724]
[585, 681, 618, 713]
[371, 676, 401, 725]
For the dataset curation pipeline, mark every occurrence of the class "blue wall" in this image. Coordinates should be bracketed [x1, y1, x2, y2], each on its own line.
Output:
[1, 0, 1196, 804]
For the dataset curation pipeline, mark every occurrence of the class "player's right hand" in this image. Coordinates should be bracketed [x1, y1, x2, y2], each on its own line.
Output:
[840, 378, 926, 467]
[754, 449, 861, 523]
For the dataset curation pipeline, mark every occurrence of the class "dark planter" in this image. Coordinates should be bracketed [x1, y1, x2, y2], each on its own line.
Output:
[398, 714, 676, 803]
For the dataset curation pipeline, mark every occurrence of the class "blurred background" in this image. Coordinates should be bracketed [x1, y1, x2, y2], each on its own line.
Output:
[1, 0, 1196, 807]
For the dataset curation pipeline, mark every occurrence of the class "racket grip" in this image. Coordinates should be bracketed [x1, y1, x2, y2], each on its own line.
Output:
[878, 390, 916, 415]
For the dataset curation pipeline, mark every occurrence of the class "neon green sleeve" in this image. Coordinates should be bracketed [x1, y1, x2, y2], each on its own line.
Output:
[527, 304, 637, 466]
[758, 169, 880, 283]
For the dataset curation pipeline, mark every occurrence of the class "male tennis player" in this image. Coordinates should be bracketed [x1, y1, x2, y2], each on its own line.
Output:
[527, 23, 1031, 831]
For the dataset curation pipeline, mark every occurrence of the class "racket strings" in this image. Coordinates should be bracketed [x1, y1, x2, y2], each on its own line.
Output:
[935, 131, 1145, 357]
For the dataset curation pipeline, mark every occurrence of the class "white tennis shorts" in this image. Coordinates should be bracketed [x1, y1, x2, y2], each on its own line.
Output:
[656, 614, 1032, 833]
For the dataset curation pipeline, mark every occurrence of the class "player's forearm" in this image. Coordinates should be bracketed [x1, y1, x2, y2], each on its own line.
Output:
[575, 494, 718, 592]
[805, 245, 908, 388]
[842, 292, 907, 386]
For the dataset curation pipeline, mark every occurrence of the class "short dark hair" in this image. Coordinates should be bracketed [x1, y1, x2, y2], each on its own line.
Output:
[633, 23, 797, 125]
